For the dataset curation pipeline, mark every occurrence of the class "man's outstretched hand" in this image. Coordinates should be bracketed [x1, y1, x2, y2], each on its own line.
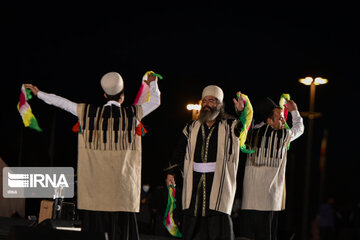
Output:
[24, 84, 40, 96]
[166, 174, 176, 188]
[144, 73, 157, 86]
[233, 91, 245, 112]
[284, 100, 298, 112]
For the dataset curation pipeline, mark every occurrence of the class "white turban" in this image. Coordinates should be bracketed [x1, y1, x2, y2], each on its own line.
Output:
[202, 85, 224, 102]
[100, 72, 124, 95]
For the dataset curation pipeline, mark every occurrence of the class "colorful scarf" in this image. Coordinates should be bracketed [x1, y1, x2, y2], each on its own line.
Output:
[236, 92, 254, 154]
[279, 93, 290, 129]
[279, 93, 291, 149]
[163, 185, 182, 238]
[17, 84, 42, 132]
[133, 71, 163, 105]
[133, 71, 163, 136]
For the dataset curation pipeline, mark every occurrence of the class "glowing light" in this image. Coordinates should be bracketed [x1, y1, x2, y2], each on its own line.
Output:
[186, 104, 201, 111]
[299, 77, 328, 86]
[314, 77, 328, 85]
[299, 77, 313, 85]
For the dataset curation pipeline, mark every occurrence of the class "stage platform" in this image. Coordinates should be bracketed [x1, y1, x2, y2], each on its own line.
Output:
[0, 217, 179, 240]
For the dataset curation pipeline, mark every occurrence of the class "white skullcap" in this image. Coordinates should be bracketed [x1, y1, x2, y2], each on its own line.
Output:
[202, 85, 224, 102]
[100, 72, 124, 95]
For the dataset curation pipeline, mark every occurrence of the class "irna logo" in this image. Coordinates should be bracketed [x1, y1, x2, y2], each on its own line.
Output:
[3, 167, 74, 198]
[7, 172, 69, 188]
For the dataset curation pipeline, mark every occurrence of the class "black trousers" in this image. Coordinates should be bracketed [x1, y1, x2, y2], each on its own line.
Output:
[182, 214, 234, 240]
[79, 210, 139, 240]
[239, 210, 279, 240]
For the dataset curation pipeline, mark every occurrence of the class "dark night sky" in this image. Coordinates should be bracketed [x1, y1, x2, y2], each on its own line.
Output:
[1, 1, 358, 232]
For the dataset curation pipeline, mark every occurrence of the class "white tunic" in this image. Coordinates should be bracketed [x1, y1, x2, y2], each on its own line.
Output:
[241, 110, 304, 211]
[36, 81, 161, 212]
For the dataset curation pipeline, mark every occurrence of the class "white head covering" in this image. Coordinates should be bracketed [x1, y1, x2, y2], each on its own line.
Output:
[202, 85, 224, 102]
[100, 72, 124, 95]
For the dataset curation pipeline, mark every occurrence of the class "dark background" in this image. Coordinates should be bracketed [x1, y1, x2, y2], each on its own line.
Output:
[1, 1, 358, 237]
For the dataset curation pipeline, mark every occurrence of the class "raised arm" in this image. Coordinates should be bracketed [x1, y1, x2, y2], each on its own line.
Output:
[285, 100, 304, 142]
[25, 84, 78, 117]
[232, 92, 246, 137]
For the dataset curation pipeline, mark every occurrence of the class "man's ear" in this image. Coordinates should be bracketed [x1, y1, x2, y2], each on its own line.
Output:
[104, 93, 108, 99]
[119, 94, 125, 104]
[266, 117, 272, 125]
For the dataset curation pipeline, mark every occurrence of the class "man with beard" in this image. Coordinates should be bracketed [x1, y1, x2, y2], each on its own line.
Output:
[165, 85, 252, 240]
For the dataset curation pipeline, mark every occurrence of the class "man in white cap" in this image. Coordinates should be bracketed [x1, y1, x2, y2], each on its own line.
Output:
[165, 85, 252, 240]
[25, 71, 160, 240]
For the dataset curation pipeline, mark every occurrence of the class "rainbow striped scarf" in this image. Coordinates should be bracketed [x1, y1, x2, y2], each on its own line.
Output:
[279, 93, 291, 149]
[17, 85, 42, 132]
[279, 93, 290, 129]
[133, 71, 163, 106]
[236, 92, 254, 154]
[133, 71, 163, 136]
[163, 185, 182, 238]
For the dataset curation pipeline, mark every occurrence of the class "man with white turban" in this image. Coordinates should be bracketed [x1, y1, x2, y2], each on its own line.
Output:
[25, 71, 160, 240]
[166, 85, 251, 240]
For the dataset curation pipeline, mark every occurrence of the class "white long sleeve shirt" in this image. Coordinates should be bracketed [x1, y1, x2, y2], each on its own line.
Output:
[37, 81, 160, 119]
[288, 110, 304, 142]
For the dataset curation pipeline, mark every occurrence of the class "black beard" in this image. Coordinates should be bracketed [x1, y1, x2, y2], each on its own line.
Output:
[198, 105, 220, 123]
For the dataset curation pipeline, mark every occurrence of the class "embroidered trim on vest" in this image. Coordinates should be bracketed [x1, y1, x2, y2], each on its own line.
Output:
[81, 104, 138, 151]
[246, 125, 290, 167]
[215, 121, 231, 211]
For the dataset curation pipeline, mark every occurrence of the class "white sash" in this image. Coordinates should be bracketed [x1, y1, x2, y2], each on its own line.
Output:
[193, 162, 216, 173]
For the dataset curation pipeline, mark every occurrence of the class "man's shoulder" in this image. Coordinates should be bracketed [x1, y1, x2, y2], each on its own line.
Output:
[251, 123, 291, 137]
[219, 118, 237, 127]
[184, 120, 199, 128]
[79, 104, 139, 117]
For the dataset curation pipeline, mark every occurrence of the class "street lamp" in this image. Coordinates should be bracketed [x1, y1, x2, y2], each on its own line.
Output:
[186, 103, 201, 120]
[299, 76, 328, 240]
[299, 76, 328, 86]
